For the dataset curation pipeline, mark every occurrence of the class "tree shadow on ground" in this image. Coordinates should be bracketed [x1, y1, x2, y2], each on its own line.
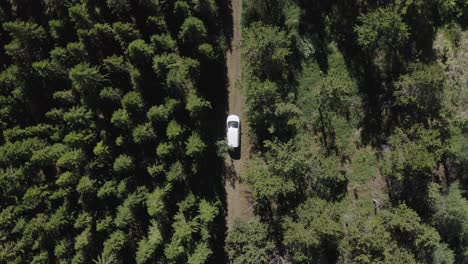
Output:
[298, 0, 390, 147]
[188, 0, 234, 262]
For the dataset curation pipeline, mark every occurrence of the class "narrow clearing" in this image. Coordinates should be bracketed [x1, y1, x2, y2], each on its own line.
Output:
[225, 0, 254, 230]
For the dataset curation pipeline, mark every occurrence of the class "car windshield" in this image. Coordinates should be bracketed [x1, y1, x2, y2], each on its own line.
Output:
[227, 121, 238, 128]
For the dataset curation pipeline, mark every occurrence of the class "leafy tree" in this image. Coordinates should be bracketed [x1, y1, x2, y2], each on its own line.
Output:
[53, 90, 77, 105]
[66, 42, 88, 63]
[69, 63, 106, 96]
[88, 24, 118, 51]
[193, 0, 218, 20]
[49, 19, 67, 43]
[132, 123, 156, 144]
[153, 53, 178, 78]
[97, 180, 120, 199]
[166, 119, 184, 140]
[165, 57, 200, 93]
[3, 21, 47, 64]
[56, 171, 80, 187]
[102, 55, 129, 86]
[102, 230, 128, 261]
[355, 6, 409, 51]
[146, 184, 170, 218]
[395, 63, 447, 124]
[242, 22, 291, 82]
[93, 253, 117, 264]
[151, 34, 178, 53]
[283, 198, 343, 263]
[246, 136, 345, 205]
[185, 132, 206, 158]
[68, 4, 92, 29]
[186, 90, 211, 118]
[63, 106, 94, 129]
[245, 155, 295, 203]
[197, 43, 215, 60]
[113, 22, 141, 50]
[56, 149, 86, 172]
[30, 143, 68, 168]
[178, 17, 207, 45]
[243, 0, 285, 26]
[383, 126, 442, 215]
[244, 79, 288, 138]
[146, 15, 168, 34]
[225, 218, 275, 264]
[3, 124, 55, 142]
[74, 226, 92, 253]
[111, 109, 132, 130]
[100, 87, 123, 105]
[127, 39, 153, 67]
[385, 204, 453, 263]
[136, 220, 163, 264]
[167, 161, 185, 182]
[121, 91, 144, 113]
[64, 130, 97, 148]
[433, 183, 468, 262]
[173, 1, 192, 25]
[187, 242, 212, 264]
[113, 154, 134, 174]
[106, 0, 131, 15]
[156, 142, 175, 160]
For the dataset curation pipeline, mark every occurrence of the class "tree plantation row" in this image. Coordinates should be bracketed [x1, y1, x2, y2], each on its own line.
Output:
[0, 0, 227, 263]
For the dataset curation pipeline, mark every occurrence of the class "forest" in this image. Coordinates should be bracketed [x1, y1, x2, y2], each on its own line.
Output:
[0, 0, 467, 264]
[0, 0, 228, 263]
[226, 0, 468, 264]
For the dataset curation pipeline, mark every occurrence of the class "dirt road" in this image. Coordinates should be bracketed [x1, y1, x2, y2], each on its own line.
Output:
[225, 0, 254, 230]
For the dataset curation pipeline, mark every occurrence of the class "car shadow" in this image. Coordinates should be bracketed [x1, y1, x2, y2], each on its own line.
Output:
[228, 146, 240, 160]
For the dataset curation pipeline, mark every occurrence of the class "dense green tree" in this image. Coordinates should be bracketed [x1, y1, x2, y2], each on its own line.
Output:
[69, 63, 106, 96]
[151, 34, 178, 53]
[113, 154, 134, 174]
[107, 0, 131, 16]
[147, 99, 180, 123]
[49, 19, 67, 43]
[246, 135, 345, 207]
[87, 23, 119, 54]
[395, 63, 447, 124]
[128, 39, 153, 67]
[355, 7, 409, 51]
[433, 184, 468, 262]
[136, 220, 163, 264]
[3, 21, 47, 64]
[225, 218, 275, 264]
[243, 0, 285, 26]
[185, 132, 206, 158]
[113, 22, 141, 50]
[111, 108, 132, 130]
[383, 125, 443, 215]
[69, 4, 92, 29]
[179, 17, 207, 46]
[283, 198, 343, 263]
[133, 123, 156, 144]
[121, 91, 144, 113]
[242, 22, 291, 81]
[186, 90, 211, 118]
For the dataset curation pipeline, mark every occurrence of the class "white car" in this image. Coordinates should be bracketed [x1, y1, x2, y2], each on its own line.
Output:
[226, 115, 240, 148]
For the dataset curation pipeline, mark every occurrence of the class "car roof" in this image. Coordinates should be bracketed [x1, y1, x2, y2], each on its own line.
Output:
[227, 114, 240, 122]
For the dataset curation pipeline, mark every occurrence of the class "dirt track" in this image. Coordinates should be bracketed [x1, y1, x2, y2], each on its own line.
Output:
[225, 0, 254, 230]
